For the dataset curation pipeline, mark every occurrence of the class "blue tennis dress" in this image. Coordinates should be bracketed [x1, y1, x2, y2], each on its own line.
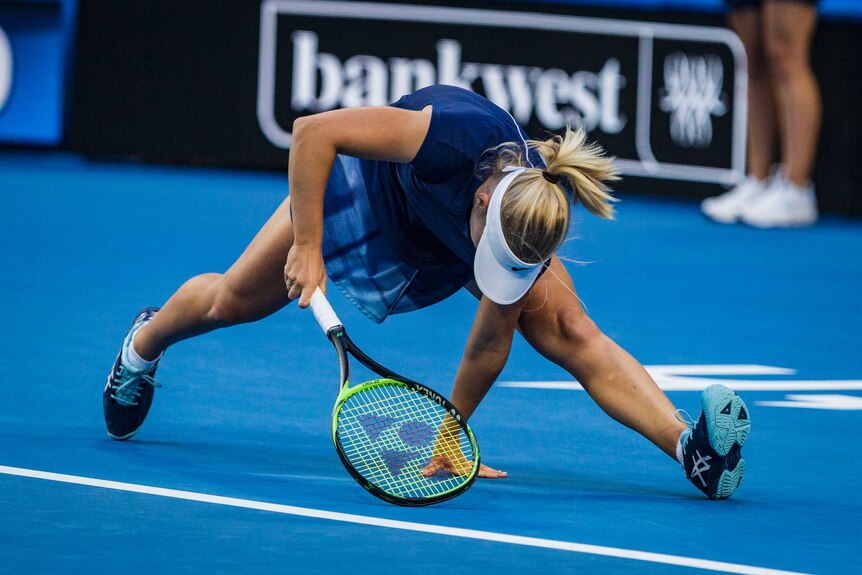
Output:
[321, 85, 538, 323]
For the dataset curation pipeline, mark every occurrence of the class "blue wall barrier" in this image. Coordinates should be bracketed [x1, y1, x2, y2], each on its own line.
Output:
[0, 0, 76, 146]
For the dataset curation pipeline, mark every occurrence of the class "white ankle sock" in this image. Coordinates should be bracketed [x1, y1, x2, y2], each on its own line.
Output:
[122, 330, 161, 371]
[675, 431, 686, 467]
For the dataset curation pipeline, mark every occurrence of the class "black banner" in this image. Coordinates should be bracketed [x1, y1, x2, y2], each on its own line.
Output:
[259, 1, 744, 185]
[68, 0, 862, 215]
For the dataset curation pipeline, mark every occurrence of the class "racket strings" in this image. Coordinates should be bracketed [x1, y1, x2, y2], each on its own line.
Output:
[340, 412, 469, 497]
[336, 382, 476, 500]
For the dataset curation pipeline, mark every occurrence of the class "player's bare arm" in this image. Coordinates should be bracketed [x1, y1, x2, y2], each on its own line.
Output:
[445, 295, 524, 479]
[286, 106, 433, 307]
[450, 296, 522, 420]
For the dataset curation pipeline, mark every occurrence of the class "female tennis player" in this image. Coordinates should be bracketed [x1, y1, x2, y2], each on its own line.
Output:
[104, 85, 749, 499]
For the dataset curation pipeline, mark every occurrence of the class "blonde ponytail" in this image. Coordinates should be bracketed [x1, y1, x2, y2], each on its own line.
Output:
[486, 126, 619, 265]
[529, 127, 620, 219]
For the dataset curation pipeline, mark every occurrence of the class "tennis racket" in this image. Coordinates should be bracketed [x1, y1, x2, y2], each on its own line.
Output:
[309, 288, 480, 506]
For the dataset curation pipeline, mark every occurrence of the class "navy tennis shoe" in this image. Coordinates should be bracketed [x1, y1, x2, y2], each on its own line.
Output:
[680, 384, 750, 499]
[103, 307, 162, 440]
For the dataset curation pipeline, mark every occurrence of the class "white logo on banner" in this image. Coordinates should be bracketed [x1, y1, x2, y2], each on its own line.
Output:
[288, 31, 627, 135]
[258, 1, 749, 185]
[0, 27, 12, 113]
[658, 53, 727, 149]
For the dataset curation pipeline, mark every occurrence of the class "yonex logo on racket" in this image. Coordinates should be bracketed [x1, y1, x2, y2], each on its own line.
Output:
[417, 385, 446, 407]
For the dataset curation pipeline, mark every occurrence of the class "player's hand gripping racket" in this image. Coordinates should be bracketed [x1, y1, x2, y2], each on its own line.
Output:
[309, 288, 480, 506]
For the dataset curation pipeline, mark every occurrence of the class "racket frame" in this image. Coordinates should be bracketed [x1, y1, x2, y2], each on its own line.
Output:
[311, 290, 480, 506]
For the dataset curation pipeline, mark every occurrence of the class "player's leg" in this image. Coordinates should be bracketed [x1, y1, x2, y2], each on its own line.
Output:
[517, 258, 749, 497]
[133, 196, 296, 360]
[763, 0, 820, 187]
[104, 196, 296, 439]
[515, 258, 686, 459]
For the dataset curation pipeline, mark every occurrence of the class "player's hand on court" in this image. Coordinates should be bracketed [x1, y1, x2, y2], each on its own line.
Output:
[420, 413, 506, 479]
[420, 456, 508, 479]
[285, 244, 326, 308]
[477, 463, 507, 479]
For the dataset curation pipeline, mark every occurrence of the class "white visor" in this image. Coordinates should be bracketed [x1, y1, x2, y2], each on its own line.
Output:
[474, 168, 544, 305]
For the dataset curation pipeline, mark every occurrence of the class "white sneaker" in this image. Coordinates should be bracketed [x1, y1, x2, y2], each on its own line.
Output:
[740, 173, 818, 228]
[701, 176, 767, 224]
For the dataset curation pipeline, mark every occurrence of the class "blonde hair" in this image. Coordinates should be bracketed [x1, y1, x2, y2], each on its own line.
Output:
[487, 127, 619, 264]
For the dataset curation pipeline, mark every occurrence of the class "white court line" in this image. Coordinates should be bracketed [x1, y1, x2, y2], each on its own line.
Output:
[645, 365, 798, 376]
[500, 381, 862, 392]
[1, 465, 809, 575]
[500, 364, 862, 392]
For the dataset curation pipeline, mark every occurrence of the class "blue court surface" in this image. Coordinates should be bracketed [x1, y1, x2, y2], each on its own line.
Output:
[1, 152, 860, 575]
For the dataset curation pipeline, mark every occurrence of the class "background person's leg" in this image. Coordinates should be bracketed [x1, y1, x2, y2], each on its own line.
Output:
[763, 0, 821, 188]
[729, 6, 779, 180]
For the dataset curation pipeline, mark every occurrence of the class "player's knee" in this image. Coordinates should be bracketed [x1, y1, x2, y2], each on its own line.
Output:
[556, 305, 602, 348]
[208, 281, 250, 327]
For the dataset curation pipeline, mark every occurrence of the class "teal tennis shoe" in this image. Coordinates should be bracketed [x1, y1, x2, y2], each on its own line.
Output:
[680, 384, 750, 499]
[103, 307, 162, 440]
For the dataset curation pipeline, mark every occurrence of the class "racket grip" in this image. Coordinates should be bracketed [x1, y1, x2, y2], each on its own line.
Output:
[309, 288, 343, 334]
